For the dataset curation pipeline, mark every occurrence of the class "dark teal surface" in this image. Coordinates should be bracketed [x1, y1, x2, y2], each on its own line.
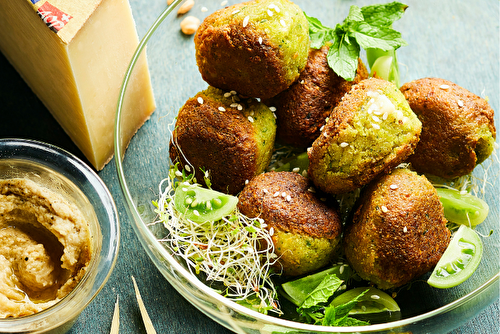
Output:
[0, 0, 498, 333]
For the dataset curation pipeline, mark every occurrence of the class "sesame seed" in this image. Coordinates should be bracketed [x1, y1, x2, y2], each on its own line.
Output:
[281, 192, 287, 198]
[373, 110, 383, 116]
[323, 131, 329, 137]
[267, 9, 273, 16]
[440, 84, 450, 90]
[237, 104, 243, 111]
[403, 226, 408, 233]
[245, 179, 249, 185]
[390, 184, 398, 189]
[221, 0, 228, 6]
[339, 265, 345, 274]
[457, 100, 464, 107]
[232, 95, 240, 102]
[218, 106, 226, 112]
[292, 167, 300, 173]
[268, 3, 277, 9]
[274, 5, 280, 12]
[197, 97, 204, 104]
[340, 142, 349, 148]
[232, 9, 240, 15]
[263, 188, 268, 194]
[307, 187, 316, 193]
[286, 195, 291, 202]
[301, 170, 308, 177]
[230, 90, 237, 95]
[372, 123, 380, 129]
[383, 112, 389, 120]
[224, 92, 232, 97]
[300, 79, 305, 84]
[371, 294, 380, 300]
[250, 111, 255, 116]
[307, 147, 312, 153]
[201, 6, 208, 12]
[319, 125, 325, 132]
[248, 116, 254, 123]
[280, 19, 286, 27]
[402, 116, 409, 124]
[243, 16, 249, 27]
[230, 103, 238, 108]
[269, 106, 277, 112]
[372, 115, 381, 122]
[272, 112, 277, 119]
[381, 205, 388, 213]
[340, 284, 347, 291]
[258, 36, 263, 44]
[269, 227, 274, 236]
[185, 165, 191, 172]
[273, 191, 280, 197]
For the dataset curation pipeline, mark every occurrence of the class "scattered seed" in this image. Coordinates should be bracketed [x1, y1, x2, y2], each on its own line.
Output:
[371, 294, 380, 300]
[403, 226, 408, 233]
[439, 84, 450, 90]
[267, 9, 273, 16]
[232, 95, 240, 102]
[301, 170, 308, 177]
[221, 0, 228, 6]
[372, 115, 381, 123]
[273, 191, 280, 197]
[280, 19, 286, 27]
[269, 227, 274, 236]
[243, 16, 250, 27]
[258, 36, 263, 44]
[381, 205, 388, 213]
[201, 6, 208, 12]
[237, 104, 243, 111]
[269, 106, 277, 112]
[300, 79, 305, 84]
[224, 92, 232, 97]
[248, 116, 254, 123]
[340, 142, 349, 148]
[245, 179, 249, 184]
[230, 103, 238, 108]
[390, 184, 398, 189]
[281, 192, 287, 198]
[185, 165, 191, 172]
[372, 123, 381, 130]
[272, 112, 277, 119]
[263, 188, 268, 194]
[197, 96, 204, 104]
[339, 265, 345, 274]
[232, 9, 240, 15]
[320, 125, 325, 132]
[177, 0, 194, 15]
[292, 167, 300, 173]
[361, 305, 367, 312]
[230, 90, 237, 95]
[218, 106, 226, 112]
[457, 99, 464, 107]
[286, 195, 291, 202]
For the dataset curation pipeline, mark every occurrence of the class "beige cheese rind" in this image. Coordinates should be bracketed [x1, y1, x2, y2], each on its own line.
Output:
[0, 0, 156, 170]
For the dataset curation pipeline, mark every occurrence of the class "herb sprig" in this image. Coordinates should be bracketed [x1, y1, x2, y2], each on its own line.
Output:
[305, 2, 408, 81]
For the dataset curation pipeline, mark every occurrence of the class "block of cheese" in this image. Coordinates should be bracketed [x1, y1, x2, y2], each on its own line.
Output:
[0, 0, 155, 170]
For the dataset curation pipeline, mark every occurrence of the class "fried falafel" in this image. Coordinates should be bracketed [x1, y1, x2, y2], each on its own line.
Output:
[308, 78, 422, 194]
[343, 168, 450, 290]
[169, 86, 276, 195]
[265, 45, 369, 147]
[400, 77, 496, 179]
[194, 0, 309, 100]
[237, 171, 342, 276]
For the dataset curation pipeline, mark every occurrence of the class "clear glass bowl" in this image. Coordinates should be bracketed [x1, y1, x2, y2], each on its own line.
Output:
[115, 1, 499, 333]
[0, 138, 120, 333]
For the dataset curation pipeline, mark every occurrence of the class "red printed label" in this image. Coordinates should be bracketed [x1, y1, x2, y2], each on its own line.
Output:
[37, 2, 72, 33]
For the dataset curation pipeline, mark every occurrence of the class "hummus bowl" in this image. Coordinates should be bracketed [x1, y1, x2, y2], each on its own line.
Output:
[115, 0, 499, 333]
[0, 138, 119, 333]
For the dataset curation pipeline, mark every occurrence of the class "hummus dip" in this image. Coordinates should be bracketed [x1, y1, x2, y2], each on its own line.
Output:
[0, 178, 91, 318]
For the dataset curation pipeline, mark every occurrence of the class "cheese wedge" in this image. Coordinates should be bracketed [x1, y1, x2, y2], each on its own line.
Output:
[0, 0, 155, 170]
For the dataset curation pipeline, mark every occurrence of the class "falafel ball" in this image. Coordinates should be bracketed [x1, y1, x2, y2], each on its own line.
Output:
[265, 45, 369, 147]
[308, 78, 422, 194]
[238, 171, 342, 276]
[194, 0, 309, 100]
[169, 86, 276, 195]
[400, 77, 496, 179]
[343, 168, 450, 290]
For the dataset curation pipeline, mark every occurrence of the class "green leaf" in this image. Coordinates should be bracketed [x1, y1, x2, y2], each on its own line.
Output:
[327, 35, 360, 81]
[299, 274, 343, 310]
[361, 2, 408, 27]
[345, 5, 364, 23]
[350, 23, 407, 50]
[321, 289, 370, 326]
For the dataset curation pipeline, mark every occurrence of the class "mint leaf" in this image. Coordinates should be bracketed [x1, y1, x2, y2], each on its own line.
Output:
[327, 34, 360, 81]
[350, 22, 407, 50]
[321, 289, 370, 326]
[299, 274, 343, 310]
[361, 1, 408, 27]
[345, 5, 364, 23]
[304, 12, 335, 49]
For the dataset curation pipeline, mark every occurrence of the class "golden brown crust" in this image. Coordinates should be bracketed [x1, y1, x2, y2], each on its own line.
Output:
[237, 171, 342, 239]
[265, 46, 369, 147]
[307, 78, 421, 194]
[400, 77, 496, 179]
[169, 92, 258, 195]
[343, 168, 450, 290]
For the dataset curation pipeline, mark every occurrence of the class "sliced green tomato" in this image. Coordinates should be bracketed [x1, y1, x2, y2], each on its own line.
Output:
[428, 225, 483, 289]
[174, 184, 238, 223]
[331, 287, 400, 314]
[366, 48, 401, 87]
[436, 188, 489, 227]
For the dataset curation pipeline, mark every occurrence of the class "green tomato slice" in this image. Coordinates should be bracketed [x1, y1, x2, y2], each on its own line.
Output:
[174, 184, 238, 223]
[366, 48, 401, 87]
[436, 188, 489, 227]
[428, 225, 483, 289]
[330, 287, 400, 315]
